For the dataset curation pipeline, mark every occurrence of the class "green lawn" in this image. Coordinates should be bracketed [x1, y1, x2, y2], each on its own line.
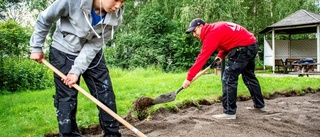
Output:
[1, 67, 319, 137]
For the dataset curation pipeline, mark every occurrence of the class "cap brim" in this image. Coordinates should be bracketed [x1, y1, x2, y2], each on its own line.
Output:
[185, 27, 196, 34]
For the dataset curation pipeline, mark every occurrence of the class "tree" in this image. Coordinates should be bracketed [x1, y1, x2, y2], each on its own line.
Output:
[104, 0, 319, 71]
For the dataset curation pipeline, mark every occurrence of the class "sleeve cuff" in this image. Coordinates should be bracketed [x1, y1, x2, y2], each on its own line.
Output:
[69, 66, 81, 76]
[31, 47, 43, 53]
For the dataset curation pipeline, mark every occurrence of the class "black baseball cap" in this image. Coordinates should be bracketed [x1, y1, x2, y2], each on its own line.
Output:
[185, 18, 206, 34]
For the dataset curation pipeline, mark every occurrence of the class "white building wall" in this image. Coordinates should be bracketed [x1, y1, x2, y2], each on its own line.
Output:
[290, 39, 317, 58]
[274, 40, 290, 61]
[263, 39, 273, 67]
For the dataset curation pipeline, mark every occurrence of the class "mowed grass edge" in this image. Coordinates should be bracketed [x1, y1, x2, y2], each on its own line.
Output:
[0, 67, 319, 136]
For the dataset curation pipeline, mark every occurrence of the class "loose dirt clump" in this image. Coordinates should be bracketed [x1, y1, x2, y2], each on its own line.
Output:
[238, 96, 252, 101]
[132, 96, 155, 111]
[79, 125, 102, 135]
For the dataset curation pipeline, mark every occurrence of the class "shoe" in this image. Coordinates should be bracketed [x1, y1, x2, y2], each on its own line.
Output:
[212, 113, 236, 119]
[245, 106, 267, 112]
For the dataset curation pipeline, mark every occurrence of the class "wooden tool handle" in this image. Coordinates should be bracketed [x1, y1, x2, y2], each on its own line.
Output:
[191, 59, 219, 82]
[41, 59, 147, 137]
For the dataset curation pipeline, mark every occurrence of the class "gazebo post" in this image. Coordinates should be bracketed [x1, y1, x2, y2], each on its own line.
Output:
[317, 24, 320, 71]
[272, 29, 275, 73]
[263, 35, 266, 70]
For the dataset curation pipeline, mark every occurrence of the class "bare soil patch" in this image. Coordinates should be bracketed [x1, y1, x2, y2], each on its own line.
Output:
[46, 89, 320, 137]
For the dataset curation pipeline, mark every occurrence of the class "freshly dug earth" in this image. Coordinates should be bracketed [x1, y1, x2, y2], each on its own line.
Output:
[77, 91, 320, 137]
[133, 96, 155, 111]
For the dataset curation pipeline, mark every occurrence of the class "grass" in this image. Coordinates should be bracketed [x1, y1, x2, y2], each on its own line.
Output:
[0, 67, 320, 137]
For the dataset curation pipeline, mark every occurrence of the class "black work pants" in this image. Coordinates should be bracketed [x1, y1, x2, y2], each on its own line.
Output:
[49, 46, 121, 137]
[221, 43, 265, 115]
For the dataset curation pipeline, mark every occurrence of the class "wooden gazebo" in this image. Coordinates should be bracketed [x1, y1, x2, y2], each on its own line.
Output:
[259, 9, 320, 72]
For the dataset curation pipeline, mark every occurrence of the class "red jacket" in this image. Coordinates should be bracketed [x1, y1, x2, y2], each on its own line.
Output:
[186, 21, 256, 81]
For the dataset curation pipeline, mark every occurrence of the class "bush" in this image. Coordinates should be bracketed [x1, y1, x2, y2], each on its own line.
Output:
[0, 20, 31, 58]
[0, 57, 53, 93]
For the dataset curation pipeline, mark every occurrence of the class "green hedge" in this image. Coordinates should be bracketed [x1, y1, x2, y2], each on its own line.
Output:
[0, 57, 53, 93]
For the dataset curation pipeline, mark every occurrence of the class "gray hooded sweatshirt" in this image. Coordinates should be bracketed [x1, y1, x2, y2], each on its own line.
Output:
[30, 0, 124, 76]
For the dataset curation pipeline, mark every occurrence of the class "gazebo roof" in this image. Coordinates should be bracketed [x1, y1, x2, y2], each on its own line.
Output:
[259, 9, 320, 34]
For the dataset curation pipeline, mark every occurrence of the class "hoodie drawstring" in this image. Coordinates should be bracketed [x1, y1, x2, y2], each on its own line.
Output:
[83, 11, 101, 39]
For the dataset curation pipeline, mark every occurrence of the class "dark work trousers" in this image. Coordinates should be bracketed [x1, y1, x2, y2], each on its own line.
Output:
[221, 43, 265, 115]
[49, 46, 121, 137]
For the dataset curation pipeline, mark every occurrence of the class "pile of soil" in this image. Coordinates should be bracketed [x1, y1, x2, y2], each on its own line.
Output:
[77, 91, 320, 137]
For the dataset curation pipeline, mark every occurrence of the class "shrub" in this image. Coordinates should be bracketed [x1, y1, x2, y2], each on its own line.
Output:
[0, 57, 53, 93]
[0, 20, 31, 58]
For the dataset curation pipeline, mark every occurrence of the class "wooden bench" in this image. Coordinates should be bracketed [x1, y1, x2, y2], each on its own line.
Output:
[275, 59, 288, 73]
[285, 58, 299, 72]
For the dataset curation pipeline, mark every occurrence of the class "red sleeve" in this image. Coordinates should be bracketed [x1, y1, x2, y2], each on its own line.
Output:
[186, 35, 219, 81]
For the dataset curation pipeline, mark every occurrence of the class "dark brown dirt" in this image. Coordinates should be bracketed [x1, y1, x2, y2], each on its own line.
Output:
[46, 88, 320, 137]
[132, 96, 155, 111]
[118, 90, 320, 137]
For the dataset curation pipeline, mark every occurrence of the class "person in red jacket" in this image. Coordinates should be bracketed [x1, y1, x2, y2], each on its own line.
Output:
[183, 18, 265, 119]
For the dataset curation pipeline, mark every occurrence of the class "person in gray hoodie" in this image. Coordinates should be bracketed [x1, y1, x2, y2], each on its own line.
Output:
[30, 0, 125, 136]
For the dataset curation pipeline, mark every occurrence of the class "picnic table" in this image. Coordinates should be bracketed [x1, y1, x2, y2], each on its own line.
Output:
[290, 63, 320, 77]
